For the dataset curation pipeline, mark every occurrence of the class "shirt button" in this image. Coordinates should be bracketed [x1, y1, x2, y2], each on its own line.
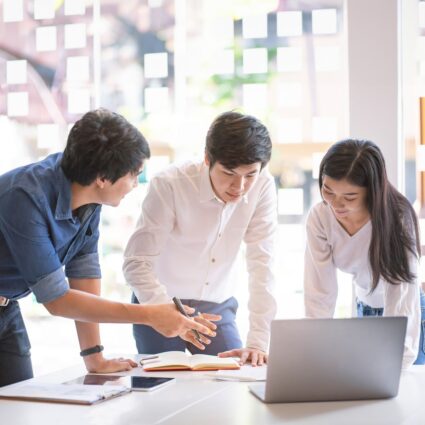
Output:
[205, 282, 209, 286]
[211, 258, 215, 263]
[218, 233, 222, 237]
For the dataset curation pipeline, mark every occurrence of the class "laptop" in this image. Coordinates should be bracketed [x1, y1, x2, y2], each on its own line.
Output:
[249, 317, 407, 403]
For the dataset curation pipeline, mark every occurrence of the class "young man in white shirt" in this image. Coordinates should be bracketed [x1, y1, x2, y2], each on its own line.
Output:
[123, 111, 277, 365]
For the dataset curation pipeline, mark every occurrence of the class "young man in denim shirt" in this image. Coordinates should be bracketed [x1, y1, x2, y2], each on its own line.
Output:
[0, 109, 214, 387]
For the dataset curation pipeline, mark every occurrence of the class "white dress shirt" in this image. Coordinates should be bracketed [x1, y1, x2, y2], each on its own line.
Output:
[304, 201, 421, 368]
[123, 160, 277, 351]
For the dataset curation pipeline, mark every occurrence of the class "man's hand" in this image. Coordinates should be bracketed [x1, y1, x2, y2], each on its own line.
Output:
[83, 352, 137, 373]
[218, 347, 267, 366]
[179, 313, 221, 350]
[144, 303, 214, 339]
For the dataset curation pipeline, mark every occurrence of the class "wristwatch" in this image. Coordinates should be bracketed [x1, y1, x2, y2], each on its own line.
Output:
[80, 344, 104, 357]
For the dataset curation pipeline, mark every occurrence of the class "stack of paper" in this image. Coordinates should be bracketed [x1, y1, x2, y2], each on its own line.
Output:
[207, 366, 267, 382]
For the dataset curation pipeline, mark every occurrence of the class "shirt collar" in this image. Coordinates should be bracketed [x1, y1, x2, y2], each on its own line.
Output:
[199, 162, 249, 204]
[54, 157, 74, 221]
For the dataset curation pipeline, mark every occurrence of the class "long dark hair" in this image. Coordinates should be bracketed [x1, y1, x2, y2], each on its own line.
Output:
[319, 139, 420, 291]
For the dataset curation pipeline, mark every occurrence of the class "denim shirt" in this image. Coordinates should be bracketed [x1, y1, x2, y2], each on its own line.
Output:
[0, 153, 102, 303]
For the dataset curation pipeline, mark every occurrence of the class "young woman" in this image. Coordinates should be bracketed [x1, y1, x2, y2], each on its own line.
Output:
[304, 139, 425, 368]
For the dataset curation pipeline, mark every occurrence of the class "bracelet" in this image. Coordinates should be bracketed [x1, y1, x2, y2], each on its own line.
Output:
[80, 344, 104, 357]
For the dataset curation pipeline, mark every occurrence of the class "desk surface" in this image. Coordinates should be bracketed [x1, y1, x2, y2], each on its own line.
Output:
[1, 357, 424, 425]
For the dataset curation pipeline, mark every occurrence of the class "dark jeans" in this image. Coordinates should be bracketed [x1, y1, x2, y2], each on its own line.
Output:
[0, 301, 33, 387]
[357, 291, 425, 365]
[132, 295, 243, 355]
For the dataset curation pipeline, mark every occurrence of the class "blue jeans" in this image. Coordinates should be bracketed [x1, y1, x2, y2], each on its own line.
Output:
[357, 292, 425, 365]
[132, 295, 243, 355]
[0, 301, 33, 387]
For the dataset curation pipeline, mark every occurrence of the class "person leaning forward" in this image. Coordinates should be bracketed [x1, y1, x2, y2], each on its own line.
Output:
[0, 108, 214, 387]
[123, 111, 278, 366]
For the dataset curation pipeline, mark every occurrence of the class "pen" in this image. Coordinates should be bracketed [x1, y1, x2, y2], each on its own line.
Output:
[140, 355, 159, 361]
[172, 297, 202, 342]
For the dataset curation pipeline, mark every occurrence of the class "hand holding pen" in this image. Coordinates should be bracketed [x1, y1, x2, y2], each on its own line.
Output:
[172, 297, 221, 350]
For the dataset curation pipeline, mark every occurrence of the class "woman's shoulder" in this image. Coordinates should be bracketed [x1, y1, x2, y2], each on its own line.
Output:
[306, 202, 333, 232]
[307, 201, 331, 221]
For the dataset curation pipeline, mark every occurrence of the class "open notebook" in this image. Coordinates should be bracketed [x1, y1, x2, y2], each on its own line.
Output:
[0, 383, 130, 405]
[140, 351, 240, 371]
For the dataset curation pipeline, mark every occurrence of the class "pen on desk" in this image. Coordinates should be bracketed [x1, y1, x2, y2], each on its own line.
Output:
[172, 297, 202, 342]
[140, 355, 159, 361]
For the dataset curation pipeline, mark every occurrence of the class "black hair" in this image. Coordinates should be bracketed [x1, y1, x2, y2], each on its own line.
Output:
[319, 139, 420, 291]
[205, 111, 272, 170]
[61, 108, 150, 185]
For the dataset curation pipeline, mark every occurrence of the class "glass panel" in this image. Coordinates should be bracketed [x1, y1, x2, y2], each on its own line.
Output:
[7, 92, 29, 116]
[312, 9, 338, 35]
[3, 0, 23, 22]
[242, 14, 268, 39]
[242, 48, 268, 74]
[277, 11, 303, 37]
[33, 0, 55, 20]
[66, 56, 90, 82]
[35, 26, 57, 51]
[64, 0, 86, 16]
[144, 53, 168, 79]
[6, 60, 27, 84]
[64, 23, 87, 49]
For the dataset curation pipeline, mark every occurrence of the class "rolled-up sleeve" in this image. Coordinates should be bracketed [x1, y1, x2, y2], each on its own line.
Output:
[31, 267, 69, 303]
[0, 189, 69, 303]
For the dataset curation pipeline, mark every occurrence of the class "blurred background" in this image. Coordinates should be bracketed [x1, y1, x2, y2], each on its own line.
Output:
[0, 0, 424, 375]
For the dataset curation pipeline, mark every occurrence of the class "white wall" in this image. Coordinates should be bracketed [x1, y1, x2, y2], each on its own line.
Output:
[345, 0, 402, 188]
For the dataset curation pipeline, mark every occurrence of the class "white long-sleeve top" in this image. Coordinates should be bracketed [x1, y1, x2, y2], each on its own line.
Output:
[304, 201, 421, 368]
[123, 160, 277, 351]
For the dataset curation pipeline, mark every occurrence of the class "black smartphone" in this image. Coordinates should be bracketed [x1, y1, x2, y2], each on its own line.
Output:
[64, 374, 175, 392]
[130, 376, 175, 392]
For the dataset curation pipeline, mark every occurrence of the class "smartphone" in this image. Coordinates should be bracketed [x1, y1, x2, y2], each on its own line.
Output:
[130, 376, 175, 392]
[64, 374, 175, 392]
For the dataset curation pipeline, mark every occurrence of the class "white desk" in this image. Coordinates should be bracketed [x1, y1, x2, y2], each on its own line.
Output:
[1, 358, 424, 425]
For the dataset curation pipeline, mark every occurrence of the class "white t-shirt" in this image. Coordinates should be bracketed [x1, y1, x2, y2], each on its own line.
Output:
[304, 201, 421, 368]
[123, 160, 277, 351]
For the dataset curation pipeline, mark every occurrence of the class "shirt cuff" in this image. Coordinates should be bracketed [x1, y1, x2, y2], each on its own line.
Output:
[31, 267, 69, 304]
[246, 330, 269, 352]
[65, 253, 102, 279]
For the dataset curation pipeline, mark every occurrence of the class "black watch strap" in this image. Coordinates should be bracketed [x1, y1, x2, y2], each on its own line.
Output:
[80, 344, 104, 357]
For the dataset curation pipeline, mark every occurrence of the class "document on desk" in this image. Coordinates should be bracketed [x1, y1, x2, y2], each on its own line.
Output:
[0, 383, 130, 405]
[207, 365, 267, 382]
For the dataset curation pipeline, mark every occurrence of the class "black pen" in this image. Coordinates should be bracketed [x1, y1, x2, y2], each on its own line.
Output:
[172, 297, 202, 342]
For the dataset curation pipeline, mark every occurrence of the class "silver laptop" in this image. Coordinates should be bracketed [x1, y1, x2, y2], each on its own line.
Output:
[250, 317, 407, 403]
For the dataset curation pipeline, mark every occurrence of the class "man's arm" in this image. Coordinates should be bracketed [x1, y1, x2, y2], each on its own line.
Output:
[43, 288, 213, 338]
[219, 174, 277, 365]
[69, 278, 137, 373]
[123, 176, 175, 305]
